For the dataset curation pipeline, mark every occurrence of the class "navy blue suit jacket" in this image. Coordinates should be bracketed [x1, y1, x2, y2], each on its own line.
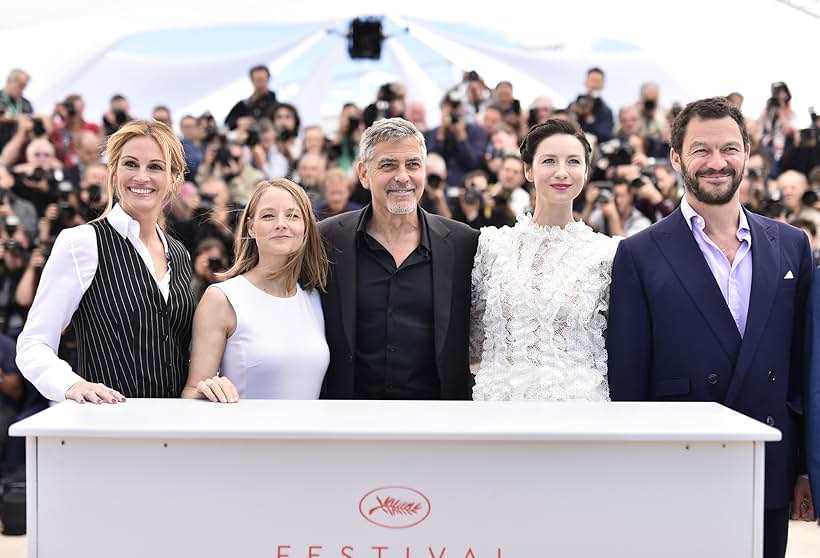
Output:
[607, 207, 812, 510]
[807, 268, 820, 511]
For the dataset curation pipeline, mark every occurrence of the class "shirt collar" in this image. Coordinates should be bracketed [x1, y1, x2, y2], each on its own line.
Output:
[356, 204, 431, 252]
[107, 203, 170, 255]
[680, 194, 751, 242]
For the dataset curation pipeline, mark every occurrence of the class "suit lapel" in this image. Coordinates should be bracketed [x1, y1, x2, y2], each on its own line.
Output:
[427, 213, 453, 372]
[652, 210, 742, 362]
[724, 211, 779, 407]
[333, 212, 360, 355]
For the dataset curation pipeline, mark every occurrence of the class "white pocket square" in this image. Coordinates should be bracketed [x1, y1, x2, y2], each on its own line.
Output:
[784, 270, 794, 280]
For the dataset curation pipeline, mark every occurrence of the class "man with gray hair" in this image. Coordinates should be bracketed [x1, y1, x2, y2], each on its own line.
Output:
[0, 69, 32, 118]
[319, 118, 479, 400]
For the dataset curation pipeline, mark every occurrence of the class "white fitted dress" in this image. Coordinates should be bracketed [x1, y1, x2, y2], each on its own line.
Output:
[210, 275, 329, 399]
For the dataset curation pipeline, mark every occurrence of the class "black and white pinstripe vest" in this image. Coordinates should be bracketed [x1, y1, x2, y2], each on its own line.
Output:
[71, 219, 195, 398]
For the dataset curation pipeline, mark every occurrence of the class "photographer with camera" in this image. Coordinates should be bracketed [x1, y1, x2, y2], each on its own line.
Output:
[76, 162, 108, 223]
[451, 169, 508, 229]
[0, 165, 37, 242]
[0, 110, 52, 169]
[190, 176, 238, 263]
[758, 81, 796, 176]
[780, 108, 820, 177]
[587, 177, 651, 238]
[362, 82, 406, 128]
[573, 67, 614, 143]
[0, 69, 32, 120]
[10, 138, 64, 217]
[199, 133, 264, 207]
[224, 65, 278, 130]
[0, 229, 29, 339]
[330, 103, 364, 173]
[252, 104, 302, 180]
[636, 82, 666, 142]
[39, 180, 83, 242]
[492, 81, 522, 134]
[778, 170, 820, 237]
[419, 153, 453, 218]
[189, 238, 229, 304]
[490, 153, 530, 220]
[426, 91, 487, 188]
[50, 94, 100, 169]
[102, 94, 133, 137]
[0, 69, 33, 159]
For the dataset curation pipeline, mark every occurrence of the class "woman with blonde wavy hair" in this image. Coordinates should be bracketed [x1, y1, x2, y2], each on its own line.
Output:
[17, 119, 196, 403]
[182, 179, 329, 402]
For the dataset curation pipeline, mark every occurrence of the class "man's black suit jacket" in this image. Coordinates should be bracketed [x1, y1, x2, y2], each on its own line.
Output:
[318, 207, 479, 400]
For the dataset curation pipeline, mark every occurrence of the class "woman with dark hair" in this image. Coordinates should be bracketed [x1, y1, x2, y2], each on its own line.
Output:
[182, 179, 329, 402]
[470, 119, 620, 401]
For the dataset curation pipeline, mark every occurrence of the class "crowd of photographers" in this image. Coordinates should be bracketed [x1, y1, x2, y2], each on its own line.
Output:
[0, 63, 818, 485]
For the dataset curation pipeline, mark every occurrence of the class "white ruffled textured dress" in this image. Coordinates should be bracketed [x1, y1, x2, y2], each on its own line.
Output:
[470, 215, 620, 401]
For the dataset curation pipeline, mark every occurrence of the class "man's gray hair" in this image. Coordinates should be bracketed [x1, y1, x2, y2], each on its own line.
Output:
[359, 118, 426, 166]
[7, 68, 29, 83]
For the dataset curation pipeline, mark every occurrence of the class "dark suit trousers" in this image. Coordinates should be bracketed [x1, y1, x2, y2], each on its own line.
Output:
[764, 507, 789, 558]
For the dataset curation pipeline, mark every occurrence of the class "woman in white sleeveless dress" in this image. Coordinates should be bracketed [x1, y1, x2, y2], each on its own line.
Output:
[182, 179, 329, 401]
[471, 120, 620, 401]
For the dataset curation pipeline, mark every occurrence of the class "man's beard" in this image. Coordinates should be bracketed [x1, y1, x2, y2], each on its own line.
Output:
[681, 160, 744, 206]
[385, 182, 417, 215]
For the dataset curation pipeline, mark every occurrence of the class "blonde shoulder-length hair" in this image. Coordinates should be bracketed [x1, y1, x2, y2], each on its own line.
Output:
[95, 119, 187, 226]
[220, 179, 327, 292]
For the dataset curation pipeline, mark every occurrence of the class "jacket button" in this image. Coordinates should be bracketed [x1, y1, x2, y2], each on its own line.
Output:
[347, 355, 353, 363]
[765, 416, 775, 427]
[707, 373, 719, 385]
[767, 371, 776, 382]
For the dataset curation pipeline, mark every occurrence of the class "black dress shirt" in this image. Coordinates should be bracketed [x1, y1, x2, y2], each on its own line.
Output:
[354, 207, 439, 399]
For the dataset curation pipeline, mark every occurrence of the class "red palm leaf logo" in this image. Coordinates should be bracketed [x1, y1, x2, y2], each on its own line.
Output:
[359, 486, 432, 529]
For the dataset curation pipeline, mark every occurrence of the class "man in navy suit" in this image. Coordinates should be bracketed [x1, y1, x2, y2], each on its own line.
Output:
[607, 97, 814, 558]
[807, 269, 820, 521]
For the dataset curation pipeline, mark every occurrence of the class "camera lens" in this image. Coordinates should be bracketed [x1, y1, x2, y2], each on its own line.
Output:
[207, 256, 223, 273]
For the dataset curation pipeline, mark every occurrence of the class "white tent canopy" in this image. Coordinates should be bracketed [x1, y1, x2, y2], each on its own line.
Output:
[2, 0, 818, 131]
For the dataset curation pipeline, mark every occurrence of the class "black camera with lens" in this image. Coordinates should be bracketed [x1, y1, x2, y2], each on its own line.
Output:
[57, 181, 76, 222]
[599, 138, 635, 167]
[747, 167, 763, 181]
[427, 173, 443, 190]
[378, 83, 397, 103]
[215, 144, 233, 167]
[87, 184, 103, 204]
[27, 167, 48, 183]
[575, 94, 594, 113]
[5, 215, 19, 238]
[463, 186, 481, 205]
[3, 238, 22, 254]
[63, 99, 77, 118]
[245, 127, 260, 148]
[113, 109, 128, 126]
[207, 256, 223, 273]
[31, 118, 46, 137]
[277, 128, 294, 142]
[347, 116, 361, 133]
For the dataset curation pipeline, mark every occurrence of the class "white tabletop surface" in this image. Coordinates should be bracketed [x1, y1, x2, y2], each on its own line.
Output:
[9, 399, 781, 442]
